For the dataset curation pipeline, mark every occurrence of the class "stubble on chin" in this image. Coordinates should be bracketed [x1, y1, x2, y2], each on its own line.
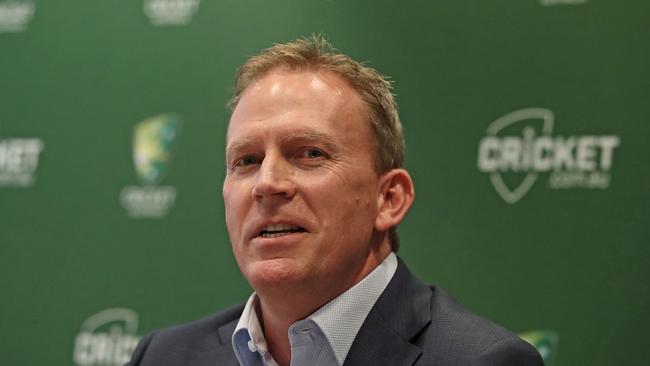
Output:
[242, 257, 310, 294]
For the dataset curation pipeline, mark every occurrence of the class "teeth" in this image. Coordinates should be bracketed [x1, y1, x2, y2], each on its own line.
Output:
[262, 232, 291, 238]
[264, 224, 299, 232]
[259, 223, 303, 238]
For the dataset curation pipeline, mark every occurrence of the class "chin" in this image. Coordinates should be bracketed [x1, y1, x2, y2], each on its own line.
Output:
[244, 258, 308, 290]
[243, 258, 297, 284]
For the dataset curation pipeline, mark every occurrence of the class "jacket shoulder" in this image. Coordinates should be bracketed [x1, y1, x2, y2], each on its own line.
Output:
[126, 303, 244, 366]
[417, 285, 543, 365]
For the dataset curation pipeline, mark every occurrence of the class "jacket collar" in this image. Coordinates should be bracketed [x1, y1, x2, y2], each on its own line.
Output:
[343, 257, 432, 366]
[211, 257, 431, 366]
[193, 318, 238, 366]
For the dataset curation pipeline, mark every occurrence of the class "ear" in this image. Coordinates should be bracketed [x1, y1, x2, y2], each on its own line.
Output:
[374, 169, 415, 232]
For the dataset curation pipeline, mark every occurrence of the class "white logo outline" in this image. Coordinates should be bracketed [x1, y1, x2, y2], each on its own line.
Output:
[80, 308, 139, 334]
[485, 108, 554, 204]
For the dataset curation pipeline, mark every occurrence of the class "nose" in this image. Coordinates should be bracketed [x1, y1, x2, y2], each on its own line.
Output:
[251, 154, 296, 200]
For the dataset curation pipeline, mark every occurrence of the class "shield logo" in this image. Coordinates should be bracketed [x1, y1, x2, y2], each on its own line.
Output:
[484, 108, 554, 204]
[0, 0, 36, 33]
[74, 308, 140, 366]
[132, 114, 181, 185]
[79, 308, 139, 335]
[519, 330, 559, 365]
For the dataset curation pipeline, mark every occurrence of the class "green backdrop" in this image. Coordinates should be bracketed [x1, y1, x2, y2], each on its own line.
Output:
[1, 0, 648, 365]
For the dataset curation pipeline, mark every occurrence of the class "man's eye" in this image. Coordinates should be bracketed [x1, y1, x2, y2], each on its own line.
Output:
[234, 155, 260, 168]
[302, 148, 324, 159]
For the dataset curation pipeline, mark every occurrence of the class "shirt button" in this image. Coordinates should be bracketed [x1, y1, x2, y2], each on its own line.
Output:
[248, 340, 258, 352]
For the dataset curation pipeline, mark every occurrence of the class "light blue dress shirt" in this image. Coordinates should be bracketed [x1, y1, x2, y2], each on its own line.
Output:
[232, 253, 398, 366]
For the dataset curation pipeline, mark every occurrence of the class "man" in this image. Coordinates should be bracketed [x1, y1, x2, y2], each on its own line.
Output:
[127, 36, 543, 366]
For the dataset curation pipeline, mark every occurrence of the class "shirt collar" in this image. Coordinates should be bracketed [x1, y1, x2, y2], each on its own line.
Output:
[233, 294, 278, 366]
[232, 252, 398, 366]
[310, 252, 398, 364]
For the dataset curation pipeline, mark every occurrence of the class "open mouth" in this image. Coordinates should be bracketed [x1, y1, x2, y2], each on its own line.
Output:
[258, 224, 306, 238]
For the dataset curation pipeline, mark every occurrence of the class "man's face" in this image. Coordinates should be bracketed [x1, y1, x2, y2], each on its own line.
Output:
[223, 69, 385, 295]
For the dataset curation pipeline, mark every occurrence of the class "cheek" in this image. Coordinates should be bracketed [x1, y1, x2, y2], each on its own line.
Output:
[223, 177, 250, 206]
[222, 181, 249, 239]
[318, 173, 378, 227]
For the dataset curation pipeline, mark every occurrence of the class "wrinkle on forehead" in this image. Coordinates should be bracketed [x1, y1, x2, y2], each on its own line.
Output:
[228, 69, 368, 149]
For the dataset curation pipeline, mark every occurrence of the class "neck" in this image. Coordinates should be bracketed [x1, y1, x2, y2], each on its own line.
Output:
[256, 299, 293, 366]
[256, 240, 392, 366]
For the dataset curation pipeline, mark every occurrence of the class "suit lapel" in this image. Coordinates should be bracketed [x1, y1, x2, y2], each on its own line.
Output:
[188, 347, 238, 366]
[188, 318, 239, 366]
[194, 260, 431, 366]
[343, 258, 432, 366]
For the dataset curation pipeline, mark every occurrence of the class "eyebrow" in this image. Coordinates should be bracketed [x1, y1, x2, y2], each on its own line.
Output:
[281, 130, 340, 152]
[226, 129, 340, 157]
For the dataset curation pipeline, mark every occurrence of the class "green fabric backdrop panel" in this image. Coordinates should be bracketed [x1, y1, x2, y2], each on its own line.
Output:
[1, 1, 648, 365]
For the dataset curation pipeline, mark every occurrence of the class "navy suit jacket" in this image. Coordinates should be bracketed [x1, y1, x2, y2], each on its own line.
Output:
[127, 259, 544, 365]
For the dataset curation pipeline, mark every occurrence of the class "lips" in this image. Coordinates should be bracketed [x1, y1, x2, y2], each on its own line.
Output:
[258, 223, 306, 238]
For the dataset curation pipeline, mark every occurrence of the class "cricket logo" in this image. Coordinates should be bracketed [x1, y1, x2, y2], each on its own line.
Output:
[519, 330, 559, 366]
[133, 114, 180, 185]
[0, 122, 44, 187]
[121, 114, 181, 218]
[478, 108, 553, 204]
[73, 308, 142, 366]
[478, 108, 620, 204]
[143, 0, 201, 26]
[0, 0, 35, 33]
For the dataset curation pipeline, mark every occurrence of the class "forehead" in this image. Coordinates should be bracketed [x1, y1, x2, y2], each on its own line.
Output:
[226, 69, 369, 146]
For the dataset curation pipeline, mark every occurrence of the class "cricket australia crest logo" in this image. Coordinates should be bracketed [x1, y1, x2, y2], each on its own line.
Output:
[133, 114, 179, 185]
[121, 114, 181, 218]
[519, 330, 559, 366]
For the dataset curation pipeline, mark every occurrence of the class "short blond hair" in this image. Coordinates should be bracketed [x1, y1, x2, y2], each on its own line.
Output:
[229, 35, 405, 251]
